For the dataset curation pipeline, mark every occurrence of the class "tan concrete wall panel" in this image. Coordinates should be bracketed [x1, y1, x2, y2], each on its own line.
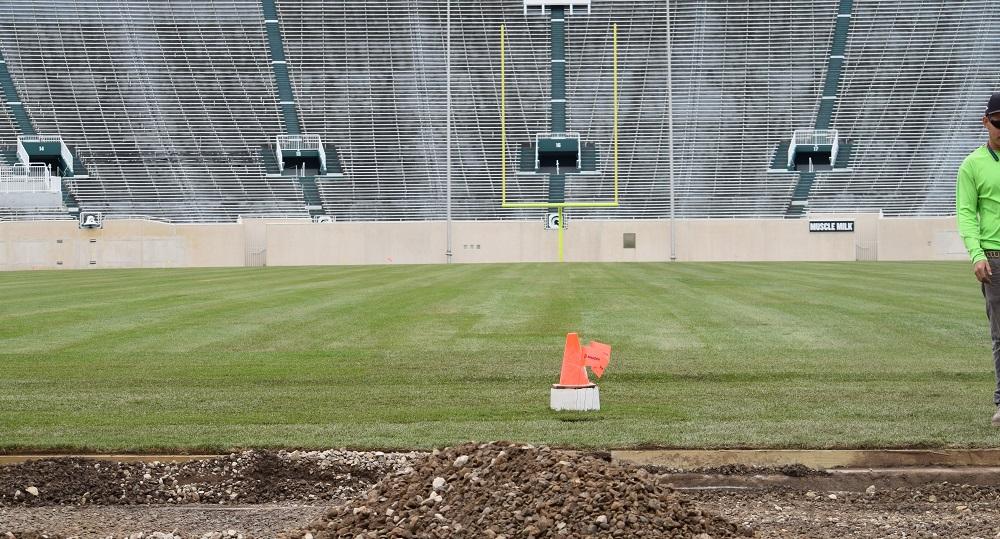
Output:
[877, 217, 965, 261]
[0, 216, 974, 270]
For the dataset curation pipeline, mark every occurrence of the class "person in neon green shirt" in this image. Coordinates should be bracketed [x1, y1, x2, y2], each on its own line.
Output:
[957, 93, 1000, 426]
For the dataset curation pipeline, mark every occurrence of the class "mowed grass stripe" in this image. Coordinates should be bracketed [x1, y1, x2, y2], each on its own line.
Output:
[0, 266, 458, 353]
[1, 262, 998, 451]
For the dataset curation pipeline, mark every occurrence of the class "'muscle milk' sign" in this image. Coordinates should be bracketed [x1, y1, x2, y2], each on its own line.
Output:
[809, 220, 854, 232]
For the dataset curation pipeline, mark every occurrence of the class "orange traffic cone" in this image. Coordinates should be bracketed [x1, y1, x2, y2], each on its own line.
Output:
[554, 332, 611, 388]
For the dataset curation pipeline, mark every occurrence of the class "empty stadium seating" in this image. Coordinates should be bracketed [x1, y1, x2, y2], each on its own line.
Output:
[810, 0, 1000, 216]
[0, 1, 308, 222]
[0, 0, 995, 222]
[0, 102, 19, 148]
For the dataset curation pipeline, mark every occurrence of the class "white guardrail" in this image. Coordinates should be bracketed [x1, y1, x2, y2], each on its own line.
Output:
[0, 164, 58, 193]
[276, 134, 326, 173]
[788, 128, 839, 169]
[16, 135, 73, 175]
[523, 0, 590, 15]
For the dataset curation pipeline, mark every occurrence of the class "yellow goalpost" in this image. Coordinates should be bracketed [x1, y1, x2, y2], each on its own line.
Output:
[499, 23, 619, 210]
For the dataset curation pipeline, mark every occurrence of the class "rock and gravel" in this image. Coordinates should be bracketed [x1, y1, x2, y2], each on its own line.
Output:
[1, 504, 324, 538]
[0, 449, 419, 538]
[688, 482, 1000, 538]
[282, 442, 752, 538]
[0, 450, 419, 508]
[6, 446, 1000, 538]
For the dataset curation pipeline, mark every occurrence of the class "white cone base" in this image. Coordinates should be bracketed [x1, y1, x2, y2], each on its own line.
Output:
[550, 386, 600, 411]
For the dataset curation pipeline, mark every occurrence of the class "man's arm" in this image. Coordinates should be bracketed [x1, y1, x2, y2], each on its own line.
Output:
[957, 160, 992, 283]
[957, 161, 985, 263]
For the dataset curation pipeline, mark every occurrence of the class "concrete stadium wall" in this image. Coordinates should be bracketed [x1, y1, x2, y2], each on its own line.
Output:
[0, 214, 968, 271]
[0, 219, 246, 270]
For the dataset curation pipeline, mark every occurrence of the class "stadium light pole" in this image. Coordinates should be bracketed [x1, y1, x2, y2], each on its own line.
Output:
[666, 0, 676, 261]
[445, 0, 453, 263]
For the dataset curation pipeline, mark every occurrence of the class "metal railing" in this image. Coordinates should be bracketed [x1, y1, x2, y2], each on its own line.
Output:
[0, 163, 58, 193]
[16, 135, 73, 175]
[788, 129, 839, 169]
[535, 132, 582, 142]
[18, 134, 63, 143]
[276, 133, 322, 151]
[791, 129, 838, 147]
[275, 134, 326, 174]
[523, 0, 590, 15]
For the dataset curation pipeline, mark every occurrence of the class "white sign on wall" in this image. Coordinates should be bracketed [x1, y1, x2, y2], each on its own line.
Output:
[809, 220, 854, 232]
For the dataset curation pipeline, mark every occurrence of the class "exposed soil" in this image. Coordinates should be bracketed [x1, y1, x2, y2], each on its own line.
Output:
[282, 442, 751, 538]
[1, 504, 323, 538]
[0, 449, 418, 538]
[4, 447, 1000, 538]
[642, 463, 831, 478]
[689, 483, 1000, 538]
[0, 450, 417, 508]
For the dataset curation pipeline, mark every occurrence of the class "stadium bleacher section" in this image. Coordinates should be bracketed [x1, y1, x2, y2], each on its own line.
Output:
[0, 97, 19, 145]
[0, 1, 307, 222]
[0, 0, 996, 222]
[810, 0, 1000, 216]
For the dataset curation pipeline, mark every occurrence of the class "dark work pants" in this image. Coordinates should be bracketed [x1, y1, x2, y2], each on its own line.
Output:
[982, 259, 1000, 405]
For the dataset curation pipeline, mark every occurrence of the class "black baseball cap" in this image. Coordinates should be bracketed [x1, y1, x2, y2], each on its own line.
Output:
[987, 93, 1000, 116]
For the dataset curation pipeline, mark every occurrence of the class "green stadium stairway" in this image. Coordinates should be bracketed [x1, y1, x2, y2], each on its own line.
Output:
[258, 145, 282, 175]
[519, 143, 536, 173]
[833, 141, 853, 169]
[67, 146, 88, 177]
[770, 141, 791, 170]
[0, 51, 35, 136]
[0, 146, 19, 166]
[60, 178, 80, 216]
[579, 142, 599, 172]
[785, 0, 853, 217]
[296, 176, 325, 218]
[815, 0, 853, 127]
[325, 147, 343, 175]
[261, 0, 345, 217]
[261, 0, 301, 135]
[548, 174, 566, 204]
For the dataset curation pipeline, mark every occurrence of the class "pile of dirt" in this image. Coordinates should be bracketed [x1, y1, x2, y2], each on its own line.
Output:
[8, 448, 1000, 538]
[0, 450, 419, 507]
[283, 442, 753, 538]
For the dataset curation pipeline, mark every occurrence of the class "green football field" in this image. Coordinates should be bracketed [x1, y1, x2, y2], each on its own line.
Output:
[2, 262, 999, 452]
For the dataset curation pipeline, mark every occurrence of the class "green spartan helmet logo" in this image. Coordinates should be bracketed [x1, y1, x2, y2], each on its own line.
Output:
[547, 212, 560, 229]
